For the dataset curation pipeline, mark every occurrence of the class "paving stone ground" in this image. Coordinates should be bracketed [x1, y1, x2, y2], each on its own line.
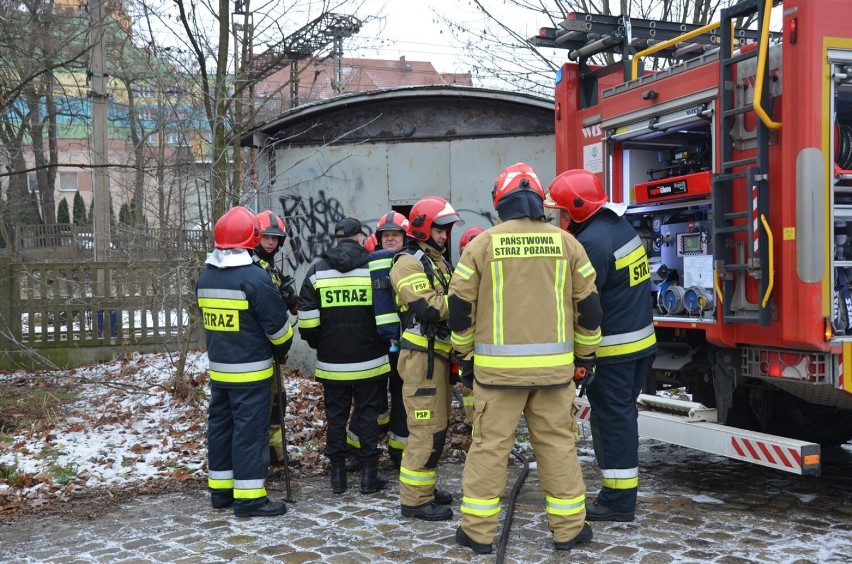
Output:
[3, 438, 851, 563]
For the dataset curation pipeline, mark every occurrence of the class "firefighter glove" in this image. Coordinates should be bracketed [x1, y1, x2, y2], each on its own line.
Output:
[458, 357, 474, 389]
[573, 356, 596, 397]
[279, 275, 299, 314]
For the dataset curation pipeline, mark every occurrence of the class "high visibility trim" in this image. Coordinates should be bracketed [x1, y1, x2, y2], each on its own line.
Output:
[198, 288, 247, 300]
[555, 259, 567, 342]
[314, 268, 371, 281]
[347, 429, 361, 448]
[197, 297, 249, 310]
[378, 410, 390, 426]
[369, 258, 394, 271]
[388, 433, 407, 450]
[475, 352, 574, 369]
[491, 261, 504, 345]
[402, 331, 453, 353]
[451, 331, 475, 347]
[313, 277, 372, 290]
[268, 428, 283, 446]
[298, 317, 320, 329]
[399, 466, 436, 487]
[575, 329, 602, 346]
[455, 262, 474, 280]
[267, 322, 293, 344]
[299, 309, 320, 320]
[545, 493, 585, 516]
[578, 261, 595, 278]
[396, 272, 432, 294]
[209, 358, 274, 383]
[598, 323, 656, 358]
[475, 341, 573, 356]
[209, 470, 234, 480]
[376, 312, 401, 325]
[463, 395, 474, 407]
[234, 478, 265, 489]
[233, 487, 267, 500]
[614, 236, 645, 270]
[208, 477, 234, 489]
[601, 468, 639, 490]
[461, 495, 501, 517]
[316, 355, 391, 380]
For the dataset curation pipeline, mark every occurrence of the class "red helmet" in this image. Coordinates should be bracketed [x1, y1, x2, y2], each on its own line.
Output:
[407, 196, 463, 241]
[364, 233, 378, 253]
[214, 206, 262, 249]
[256, 210, 287, 239]
[544, 169, 607, 223]
[459, 227, 485, 253]
[375, 211, 409, 233]
[492, 163, 545, 207]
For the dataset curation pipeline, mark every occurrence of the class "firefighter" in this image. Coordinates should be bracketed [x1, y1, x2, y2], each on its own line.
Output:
[389, 196, 461, 521]
[254, 210, 299, 472]
[448, 163, 601, 554]
[297, 217, 392, 495]
[196, 206, 294, 517]
[455, 226, 484, 435]
[545, 168, 656, 522]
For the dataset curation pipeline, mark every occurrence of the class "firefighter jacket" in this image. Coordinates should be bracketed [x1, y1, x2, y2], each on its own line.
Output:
[448, 217, 602, 388]
[196, 249, 293, 386]
[368, 249, 402, 343]
[389, 240, 454, 359]
[577, 209, 656, 364]
[297, 239, 391, 384]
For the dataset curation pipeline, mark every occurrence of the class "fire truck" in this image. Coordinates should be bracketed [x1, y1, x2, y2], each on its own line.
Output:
[535, 0, 852, 475]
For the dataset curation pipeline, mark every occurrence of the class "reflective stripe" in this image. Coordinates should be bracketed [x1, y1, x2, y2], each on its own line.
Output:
[578, 261, 595, 278]
[396, 272, 432, 294]
[451, 331, 474, 347]
[575, 329, 602, 346]
[209, 358, 274, 383]
[463, 395, 474, 407]
[401, 330, 453, 353]
[598, 323, 656, 358]
[378, 409, 390, 426]
[474, 342, 573, 356]
[369, 258, 393, 271]
[461, 495, 501, 517]
[209, 470, 233, 480]
[613, 236, 644, 269]
[208, 477, 233, 490]
[267, 322, 292, 344]
[491, 261, 504, 345]
[234, 478, 266, 489]
[545, 494, 585, 516]
[601, 467, 639, 490]
[388, 432, 407, 450]
[233, 487, 267, 500]
[455, 262, 474, 280]
[316, 355, 391, 380]
[399, 465, 436, 487]
[314, 268, 371, 280]
[376, 312, 401, 325]
[475, 352, 574, 369]
[197, 297, 249, 310]
[268, 428, 282, 447]
[555, 259, 567, 342]
[347, 429, 361, 448]
[298, 308, 320, 329]
[198, 289, 247, 300]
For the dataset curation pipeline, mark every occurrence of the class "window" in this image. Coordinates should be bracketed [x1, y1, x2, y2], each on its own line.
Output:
[132, 84, 157, 98]
[166, 132, 185, 145]
[59, 171, 78, 192]
[146, 132, 159, 145]
[27, 173, 38, 194]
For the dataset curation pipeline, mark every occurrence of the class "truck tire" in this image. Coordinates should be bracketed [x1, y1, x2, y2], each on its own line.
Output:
[766, 391, 852, 447]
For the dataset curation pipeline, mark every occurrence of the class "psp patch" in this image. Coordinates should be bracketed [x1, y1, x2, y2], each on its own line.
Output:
[414, 409, 431, 420]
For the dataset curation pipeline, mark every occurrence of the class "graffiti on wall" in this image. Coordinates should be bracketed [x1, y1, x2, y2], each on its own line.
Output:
[277, 190, 344, 270]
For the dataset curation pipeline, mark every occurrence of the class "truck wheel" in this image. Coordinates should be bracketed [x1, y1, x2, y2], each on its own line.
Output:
[767, 391, 852, 447]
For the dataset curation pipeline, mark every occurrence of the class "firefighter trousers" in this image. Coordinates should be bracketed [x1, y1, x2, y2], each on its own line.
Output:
[397, 348, 451, 507]
[586, 355, 652, 513]
[208, 381, 271, 512]
[324, 379, 385, 464]
[386, 361, 408, 465]
[460, 384, 587, 545]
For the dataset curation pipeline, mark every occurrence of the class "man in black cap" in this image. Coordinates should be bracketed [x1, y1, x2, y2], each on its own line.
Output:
[297, 217, 392, 495]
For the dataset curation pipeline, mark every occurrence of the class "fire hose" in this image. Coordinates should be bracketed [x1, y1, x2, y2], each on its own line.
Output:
[496, 448, 530, 564]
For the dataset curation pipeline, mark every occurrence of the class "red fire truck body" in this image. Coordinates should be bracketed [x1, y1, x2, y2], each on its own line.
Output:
[543, 0, 852, 474]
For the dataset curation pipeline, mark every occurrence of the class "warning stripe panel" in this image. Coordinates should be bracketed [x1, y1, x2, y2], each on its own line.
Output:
[731, 437, 801, 471]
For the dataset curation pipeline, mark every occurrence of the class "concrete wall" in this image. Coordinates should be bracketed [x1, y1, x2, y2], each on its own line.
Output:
[245, 86, 556, 372]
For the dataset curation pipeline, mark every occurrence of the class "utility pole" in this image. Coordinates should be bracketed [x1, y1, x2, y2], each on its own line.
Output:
[89, 0, 111, 261]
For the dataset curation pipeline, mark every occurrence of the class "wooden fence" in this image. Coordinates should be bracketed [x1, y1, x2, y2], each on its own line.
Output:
[0, 257, 206, 371]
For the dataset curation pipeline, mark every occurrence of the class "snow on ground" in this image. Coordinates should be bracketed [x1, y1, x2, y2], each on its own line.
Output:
[0, 351, 327, 512]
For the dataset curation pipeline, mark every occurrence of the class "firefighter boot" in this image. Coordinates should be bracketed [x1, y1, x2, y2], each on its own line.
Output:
[400, 501, 453, 521]
[330, 462, 347, 495]
[553, 522, 593, 550]
[359, 461, 388, 494]
[585, 500, 634, 522]
[455, 527, 493, 554]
